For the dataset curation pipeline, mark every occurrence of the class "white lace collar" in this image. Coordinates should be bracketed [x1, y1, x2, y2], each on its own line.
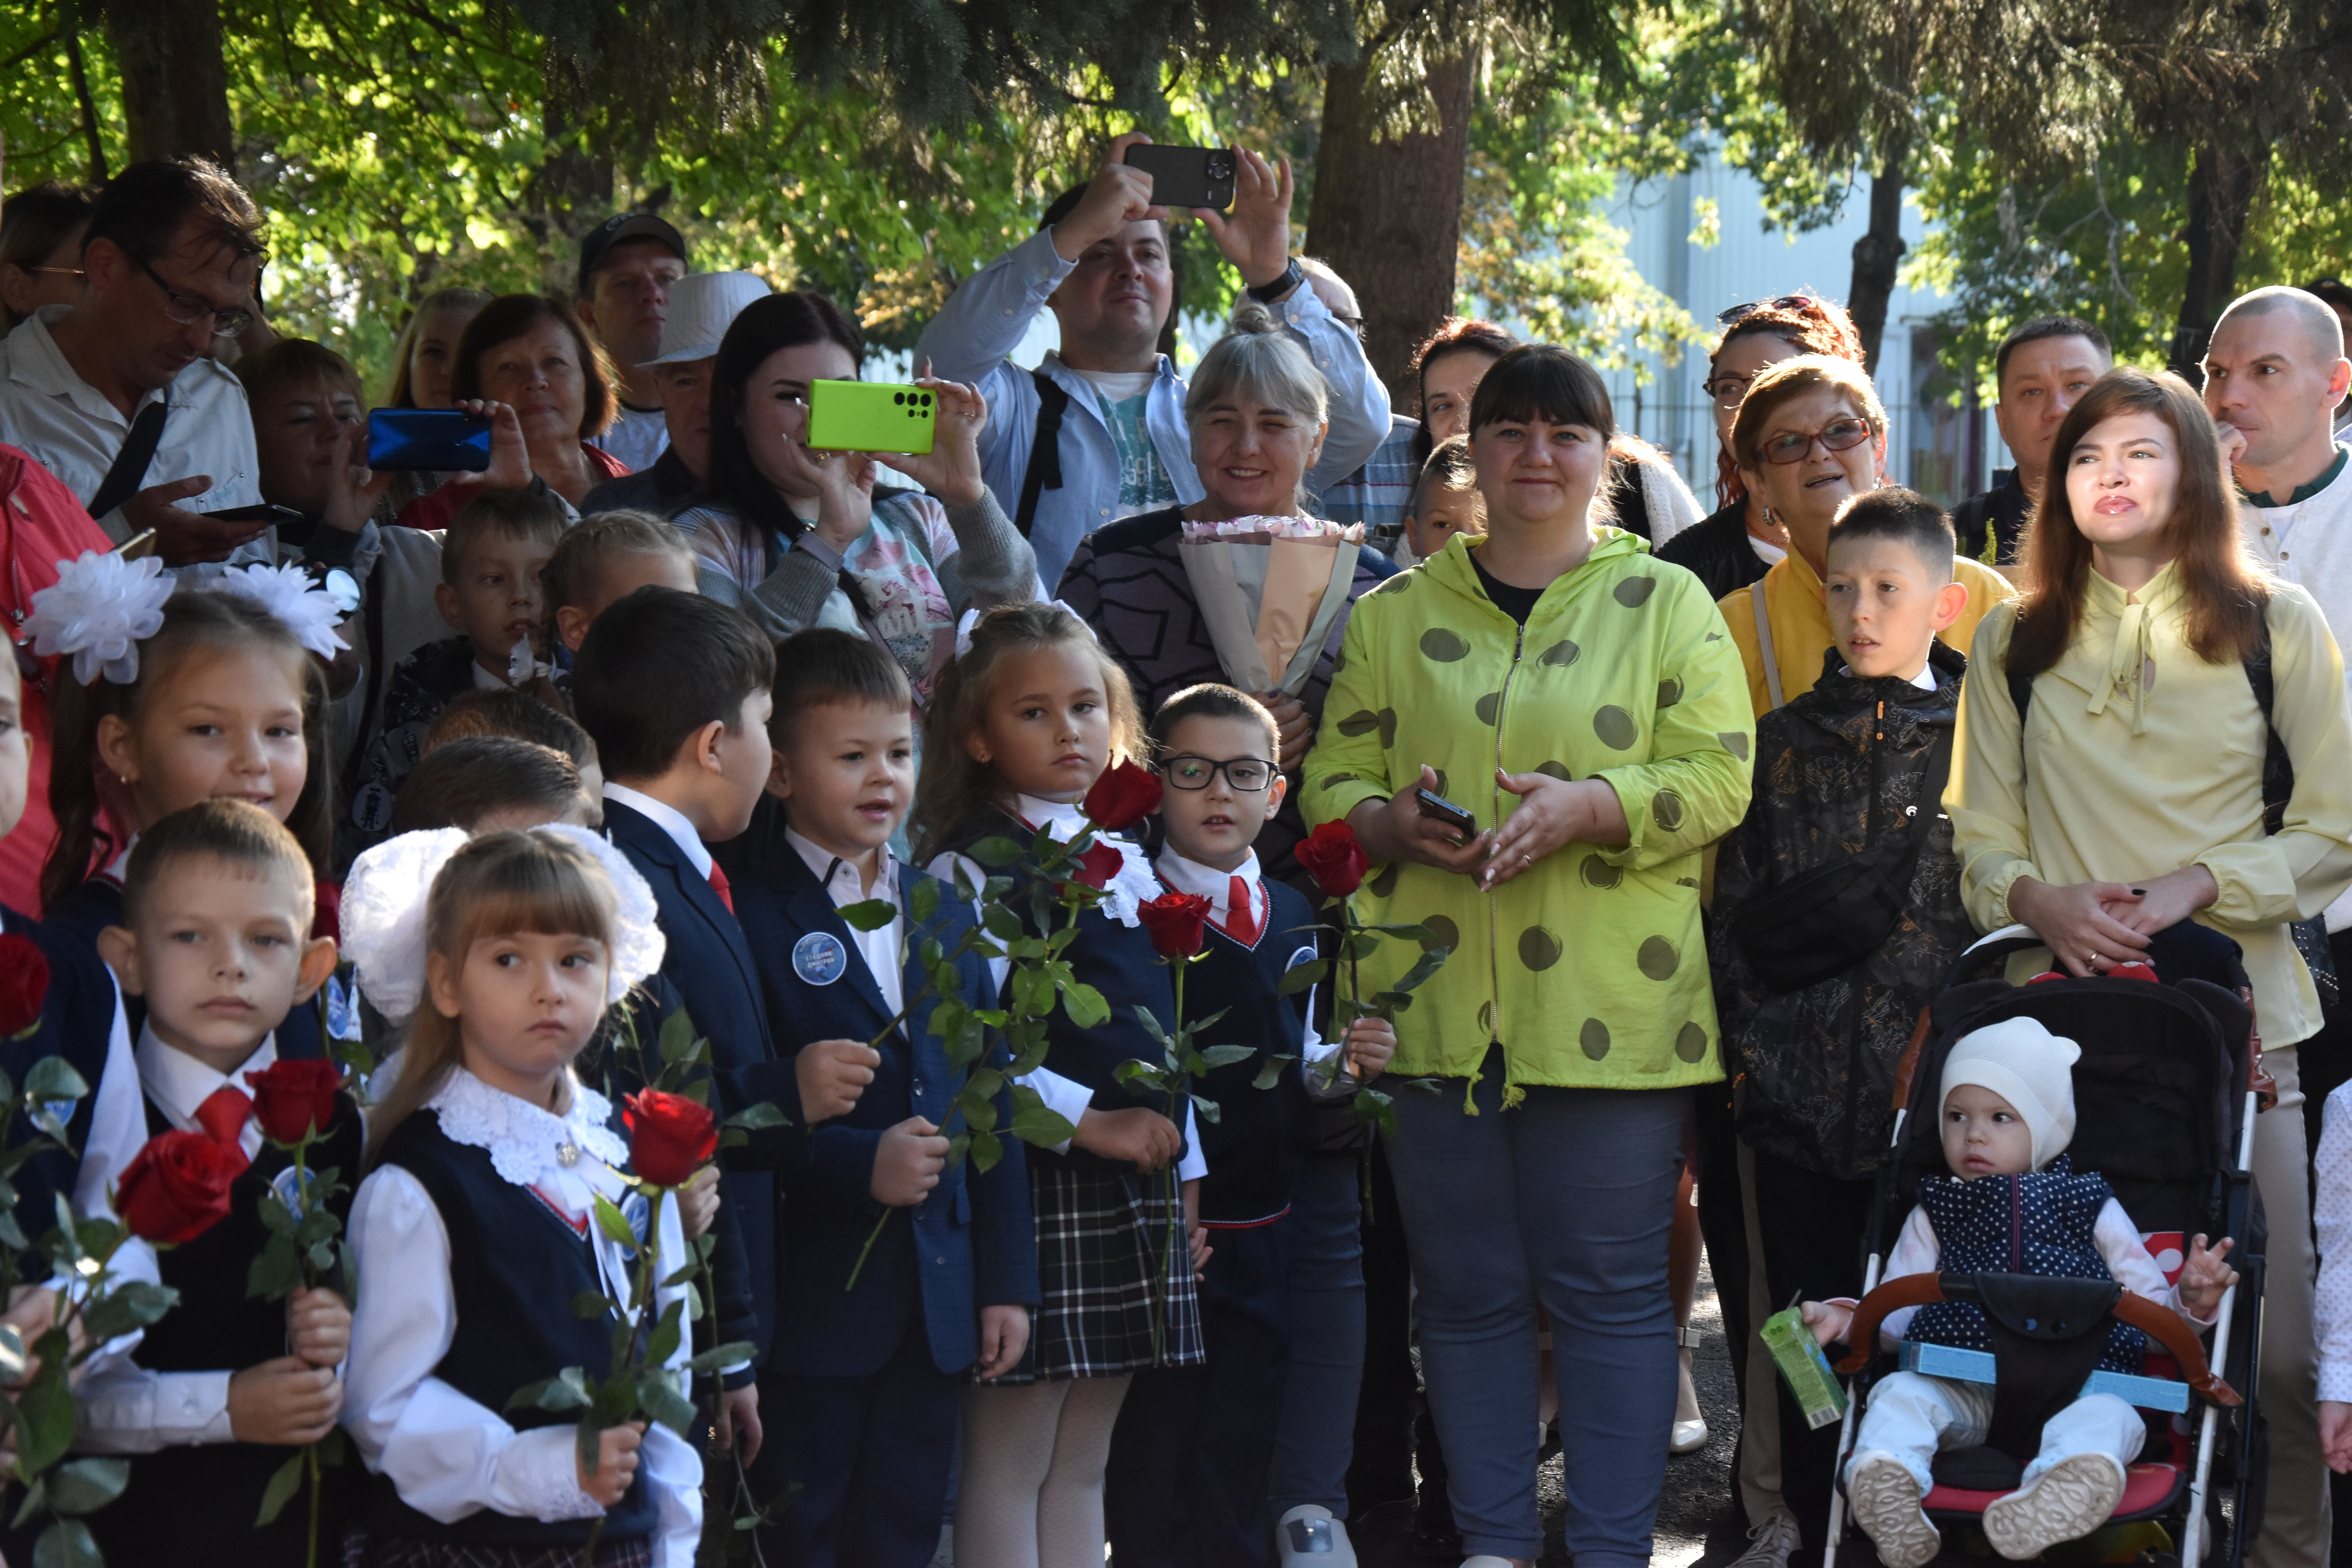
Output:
[1010, 793, 1163, 928]
[425, 1066, 630, 1191]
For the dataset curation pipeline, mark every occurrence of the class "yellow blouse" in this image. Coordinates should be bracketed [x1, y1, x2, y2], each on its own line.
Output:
[1948, 564, 2352, 1045]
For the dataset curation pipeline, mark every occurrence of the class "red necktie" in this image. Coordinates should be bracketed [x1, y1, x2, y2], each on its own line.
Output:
[195, 1086, 251, 1172]
[1226, 875, 1258, 943]
[707, 860, 735, 915]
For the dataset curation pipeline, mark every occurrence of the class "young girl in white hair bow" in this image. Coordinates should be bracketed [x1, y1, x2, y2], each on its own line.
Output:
[338, 825, 705, 1568]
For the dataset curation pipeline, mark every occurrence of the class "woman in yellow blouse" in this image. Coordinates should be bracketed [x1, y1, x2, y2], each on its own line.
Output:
[1948, 365, 2352, 1564]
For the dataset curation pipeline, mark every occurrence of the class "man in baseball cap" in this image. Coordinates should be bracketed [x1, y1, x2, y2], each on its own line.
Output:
[577, 212, 688, 474]
[581, 269, 770, 517]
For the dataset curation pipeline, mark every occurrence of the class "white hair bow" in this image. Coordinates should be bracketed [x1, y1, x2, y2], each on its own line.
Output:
[23, 551, 173, 686]
[211, 563, 353, 660]
[951, 598, 1096, 661]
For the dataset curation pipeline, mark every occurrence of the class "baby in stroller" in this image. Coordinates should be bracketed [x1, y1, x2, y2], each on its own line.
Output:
[1802, 1016, 2239, 1566]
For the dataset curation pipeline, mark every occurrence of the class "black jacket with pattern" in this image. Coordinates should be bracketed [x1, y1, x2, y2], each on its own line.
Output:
[1710, 639, 1973, 1180]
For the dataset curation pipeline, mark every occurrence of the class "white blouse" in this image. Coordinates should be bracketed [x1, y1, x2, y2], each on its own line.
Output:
[342, 1069, 701, 1566]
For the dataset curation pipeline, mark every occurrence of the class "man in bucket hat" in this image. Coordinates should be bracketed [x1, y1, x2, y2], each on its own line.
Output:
[581, 269, 771, 517]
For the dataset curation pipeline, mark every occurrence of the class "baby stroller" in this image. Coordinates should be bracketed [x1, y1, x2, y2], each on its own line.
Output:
[1821, 928, 2269, 1568]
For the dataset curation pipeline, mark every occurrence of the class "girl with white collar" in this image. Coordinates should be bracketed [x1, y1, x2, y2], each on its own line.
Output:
[339, 826, 701, 1567]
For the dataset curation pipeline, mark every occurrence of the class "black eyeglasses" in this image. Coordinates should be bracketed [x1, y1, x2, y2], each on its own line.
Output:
[1716, 293, 1820, 325]
[1161, 755, 1274, 792]
[132, 254, 254, 337]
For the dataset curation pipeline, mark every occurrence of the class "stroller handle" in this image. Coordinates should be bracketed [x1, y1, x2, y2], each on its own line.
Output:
[1833, 1271, 2242, 1408]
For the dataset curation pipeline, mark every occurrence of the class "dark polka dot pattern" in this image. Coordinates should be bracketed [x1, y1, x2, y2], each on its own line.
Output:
[1580, 1018, 1612, 1059]
[1674, 1022, 1710, 1062]
[1519, 926, 1564, 970]
[1421, 628, 1471, 661]
[1594, 706, 1638, 750]
[1637, 936, 1679, 980]
[1581, 854, 1624, 889]
[1613, 576, 1657, 608]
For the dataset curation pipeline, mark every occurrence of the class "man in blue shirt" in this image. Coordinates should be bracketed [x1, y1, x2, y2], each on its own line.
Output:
[915, 132, 1390, 588]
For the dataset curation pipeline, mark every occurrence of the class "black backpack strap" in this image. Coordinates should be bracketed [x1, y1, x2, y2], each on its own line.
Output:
[1013, 369, 1070, 540]
[89, 400, 170, 521]
[2005, 665, 2034, 790]
[2244, 614, 2293, 835]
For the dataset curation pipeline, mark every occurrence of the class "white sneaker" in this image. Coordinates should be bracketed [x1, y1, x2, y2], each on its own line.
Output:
[1726, 1509, 1802, 1568]
[1276, 1504, 1358, 1567]
[1459, 1558, 1521, 1568]
[1846, 1454, 1940, 1568]
[1981, 1452, 2126, 1561]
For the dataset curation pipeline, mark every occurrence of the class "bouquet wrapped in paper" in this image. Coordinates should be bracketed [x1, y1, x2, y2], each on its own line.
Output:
[1177, 515, 1364, 696]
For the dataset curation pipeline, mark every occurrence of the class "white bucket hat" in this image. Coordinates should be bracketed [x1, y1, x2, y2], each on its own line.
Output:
[641, 270, 772, 366]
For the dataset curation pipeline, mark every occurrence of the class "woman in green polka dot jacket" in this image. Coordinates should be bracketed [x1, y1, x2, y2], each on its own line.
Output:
[1303, 343, 1754, 1568]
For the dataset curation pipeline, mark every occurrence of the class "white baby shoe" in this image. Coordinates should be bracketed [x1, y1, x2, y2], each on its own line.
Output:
[1276, 1504, 1357, 1567]
[1846, 1452, 1941, 1568]
[1982, 1452, 2127, 1561]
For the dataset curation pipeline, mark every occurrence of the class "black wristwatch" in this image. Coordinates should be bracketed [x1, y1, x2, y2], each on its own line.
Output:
[1247, 258, 1305, 305]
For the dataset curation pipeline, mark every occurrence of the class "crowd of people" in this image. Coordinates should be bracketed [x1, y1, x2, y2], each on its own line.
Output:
[2, 124, 2352, 1568]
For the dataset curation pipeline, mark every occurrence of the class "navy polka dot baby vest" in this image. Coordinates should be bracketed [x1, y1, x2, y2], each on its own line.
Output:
[1905, 1155, 2147, 1374]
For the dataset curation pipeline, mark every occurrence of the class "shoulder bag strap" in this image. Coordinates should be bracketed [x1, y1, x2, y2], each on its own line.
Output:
[1749, 584, 1785, 712]
[88, 400, 170, 521]
[1013, 369, 1070, 540]
[2243, 615, 2292, 835]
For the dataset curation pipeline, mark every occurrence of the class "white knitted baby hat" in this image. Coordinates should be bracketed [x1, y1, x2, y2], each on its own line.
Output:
[1940, 1015, 2082, 1171]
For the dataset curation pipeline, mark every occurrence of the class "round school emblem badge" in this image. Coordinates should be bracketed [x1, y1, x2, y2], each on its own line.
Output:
[793, 931, 849, 986]
[1286, 946, 1319, 972]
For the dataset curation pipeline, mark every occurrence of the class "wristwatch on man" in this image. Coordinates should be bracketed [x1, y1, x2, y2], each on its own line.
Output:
[1248, 258, 1305, 305]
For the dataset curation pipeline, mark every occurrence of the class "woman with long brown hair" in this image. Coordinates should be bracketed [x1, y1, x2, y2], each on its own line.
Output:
[1950, 366, 2352, 1538]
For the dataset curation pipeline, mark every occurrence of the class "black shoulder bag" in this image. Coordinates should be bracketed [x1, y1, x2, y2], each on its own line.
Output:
[88, 401, 170, 521]
[1730, 724, 1955, 994]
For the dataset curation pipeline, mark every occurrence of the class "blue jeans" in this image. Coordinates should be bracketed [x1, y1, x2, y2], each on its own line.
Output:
[1267, 1149, 1368, 1521]
[1387, 1054, 1690, 1565]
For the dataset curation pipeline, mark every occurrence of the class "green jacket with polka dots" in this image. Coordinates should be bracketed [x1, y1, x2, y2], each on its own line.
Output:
[1303, 528, 1753, 1094]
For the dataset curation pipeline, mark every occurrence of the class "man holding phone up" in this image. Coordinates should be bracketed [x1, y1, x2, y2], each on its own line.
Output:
[914, 131, 1390, 592]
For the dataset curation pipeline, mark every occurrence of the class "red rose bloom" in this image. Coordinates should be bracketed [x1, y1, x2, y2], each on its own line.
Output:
[0, 934, 50, 1039]
[245, 1059, 344, 1146]
[624, 1089, 719, 1188]
[1069, 840, 1125, 892]
[1082, 761, 1162, 832]
[116, 1131, 243, 1245]
[1296, 821, 1370, 898]
[1137, 891, 1212, 960]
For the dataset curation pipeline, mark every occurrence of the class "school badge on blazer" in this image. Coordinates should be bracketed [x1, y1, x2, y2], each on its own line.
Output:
[793, 931, 849, 986]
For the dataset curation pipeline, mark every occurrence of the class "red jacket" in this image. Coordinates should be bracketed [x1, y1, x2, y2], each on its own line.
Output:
[391, 444, 628, 530]
[0, 445, 115, 913]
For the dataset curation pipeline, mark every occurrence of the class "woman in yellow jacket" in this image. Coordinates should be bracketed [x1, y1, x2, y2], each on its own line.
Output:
[1948, 367, 2352, 1561]
[1304, 345, 1753, 1568]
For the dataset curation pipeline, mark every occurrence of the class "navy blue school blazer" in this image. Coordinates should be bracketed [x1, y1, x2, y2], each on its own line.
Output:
[733, 847, 1040, 1379]
[603, 797, 806, 1366]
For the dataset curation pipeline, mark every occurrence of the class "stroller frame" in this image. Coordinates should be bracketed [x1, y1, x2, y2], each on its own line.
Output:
[1817, 931, 2267, 1568]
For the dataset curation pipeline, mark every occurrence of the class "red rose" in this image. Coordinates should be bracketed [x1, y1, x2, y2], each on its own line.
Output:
[624, 1089, 719, 1188]
[116, 1131, 242, 1245]
[244, 1059, 343, 1146]
[1137, 891, 1211, 960]
[1069, 840, 1125, 892]
[0, 934, 50, 1039]
[1296, 821, 1370, 898]
[311, 881, 343, 948]
[1082, 761, 1162, 832]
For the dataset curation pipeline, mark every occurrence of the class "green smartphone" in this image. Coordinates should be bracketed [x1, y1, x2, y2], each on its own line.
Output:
[808, 379, 936, 455]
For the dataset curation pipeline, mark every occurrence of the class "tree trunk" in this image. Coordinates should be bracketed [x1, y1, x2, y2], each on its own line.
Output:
[105, 0, 235, 171]
[1846, 132, 1910, 375]
[1305, 47, 1475, 397]
[522, 49, 617, 299]
[2170, 140, 2264, 382]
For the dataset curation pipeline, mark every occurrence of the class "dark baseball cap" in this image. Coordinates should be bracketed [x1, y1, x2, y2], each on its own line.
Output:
[578, 213, 688, 296]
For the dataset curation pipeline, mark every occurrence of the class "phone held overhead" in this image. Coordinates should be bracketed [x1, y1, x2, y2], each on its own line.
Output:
[807, 381, 937, 456]
[1120, 144, 1237, 212]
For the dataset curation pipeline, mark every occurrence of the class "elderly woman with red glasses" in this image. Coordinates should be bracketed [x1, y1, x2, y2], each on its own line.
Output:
[1716, 354, 2014, 717]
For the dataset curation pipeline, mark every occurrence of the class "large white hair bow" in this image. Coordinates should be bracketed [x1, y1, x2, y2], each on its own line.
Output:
[951, 598, 1096, 661]
[23, 551, 173, 685]
[210, 563, 352, 660]
[341, 825, 667, 1023]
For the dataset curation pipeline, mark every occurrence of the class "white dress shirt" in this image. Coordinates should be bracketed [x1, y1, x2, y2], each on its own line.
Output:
[0, 306, 264, 541]
[928, 793, 1206, 1179]
[1151, 847, 1339, 1066]
[602, 782, 712, 880]
[344, 1068, 701, 1566]
[1835, 661, 1942, 691]
[2312, 1081, 2352, 1399]
[75, 1029, 280, 1451]
[786, 829, 903, 1018]
[593, 405, 670, 474]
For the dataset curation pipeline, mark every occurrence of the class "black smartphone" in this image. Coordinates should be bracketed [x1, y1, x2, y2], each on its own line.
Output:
[1121, 144, 1237, 212]
[367, 407, 492, 472]
[201, 503, 305, 525]
[1415, 788, 1477, 838]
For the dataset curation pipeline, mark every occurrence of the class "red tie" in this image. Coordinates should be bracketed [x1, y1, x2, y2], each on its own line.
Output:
[195, 1086, 251, 1171]
[707, 860, 735, 915]
[1226, 875, 1258, 943]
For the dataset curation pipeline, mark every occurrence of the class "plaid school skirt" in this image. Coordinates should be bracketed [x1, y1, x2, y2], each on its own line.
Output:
[987, 1160, 1204, 1382]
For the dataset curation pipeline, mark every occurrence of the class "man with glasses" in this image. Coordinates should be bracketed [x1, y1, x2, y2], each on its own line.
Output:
[0, 157, 272, 566]
[1302, 256, 1421, 549]
[1951, 315, 2111, 565]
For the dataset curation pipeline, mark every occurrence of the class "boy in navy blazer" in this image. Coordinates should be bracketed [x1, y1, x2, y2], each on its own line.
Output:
[730, 629, 1039, 1568]
[572, 589, 878, 1481]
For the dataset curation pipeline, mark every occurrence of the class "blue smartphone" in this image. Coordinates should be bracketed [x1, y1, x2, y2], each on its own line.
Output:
[367, 408, 492, 472]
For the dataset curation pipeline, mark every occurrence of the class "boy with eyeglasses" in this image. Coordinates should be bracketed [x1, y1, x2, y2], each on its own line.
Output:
[1105, 682, 1393, 1568]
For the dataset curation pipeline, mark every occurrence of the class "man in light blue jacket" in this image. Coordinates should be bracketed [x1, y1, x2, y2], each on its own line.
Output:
[914, 131, 1390, 589]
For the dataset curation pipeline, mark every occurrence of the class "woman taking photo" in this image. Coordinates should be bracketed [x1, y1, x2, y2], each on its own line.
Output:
[1658, 296, 1867, 600]
[677, 290, 1037, 703]
[1951, 367, 2352, 1541]
[1306, 344, 1753, 1568]
[394, 292, 625, 526]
